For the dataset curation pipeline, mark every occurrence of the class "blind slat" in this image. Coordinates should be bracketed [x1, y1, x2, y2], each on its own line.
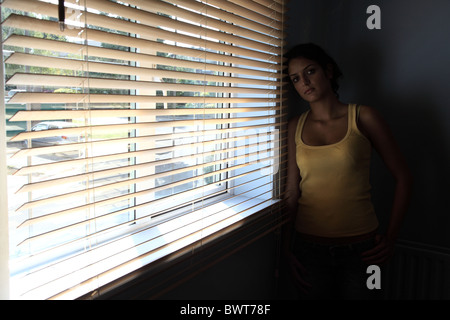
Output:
[16, 134, 284, 194]
[187, 0, 283, 28]
[3, 13, 282, 63]
[6, 73, 279, 95]
[10, 121, 285, 160]
[20, 177, 283, 253]
[123, 0, 284, 44]
[6, 53, 279, 87]
[10, 107, 274, 122]
[13, 123, 286, 175]
[16, 166, 286, 255]
[9, 92, 280, 105]
[17, 143, 284, 213]
[80, 0, 282, 52]
[165, 0, 284, 34]
[17, 155, 279, 231]
[14, 193, 281, 300]
[4, 34, 283, 73]
[10, 114, 279, 142]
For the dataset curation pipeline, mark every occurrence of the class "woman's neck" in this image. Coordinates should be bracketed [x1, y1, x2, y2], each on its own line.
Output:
[309, 95, 347, 120]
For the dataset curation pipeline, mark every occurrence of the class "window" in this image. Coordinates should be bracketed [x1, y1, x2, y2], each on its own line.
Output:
[1, 0, 286, 299]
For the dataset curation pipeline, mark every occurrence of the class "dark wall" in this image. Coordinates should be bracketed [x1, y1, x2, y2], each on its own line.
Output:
[102, 231, 279, 300]
[286, 0, 450, 248]
[109, 1, 450, 300]
[160, 233, 278, 300]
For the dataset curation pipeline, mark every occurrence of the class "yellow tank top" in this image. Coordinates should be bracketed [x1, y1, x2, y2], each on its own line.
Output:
[295, 104, 379, 237]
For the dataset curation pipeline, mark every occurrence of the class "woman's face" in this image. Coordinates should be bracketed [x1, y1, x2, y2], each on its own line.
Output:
[288, 56, 333, 103]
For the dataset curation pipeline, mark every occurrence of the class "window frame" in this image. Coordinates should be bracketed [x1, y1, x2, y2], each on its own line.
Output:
[1, 0, 286, 300]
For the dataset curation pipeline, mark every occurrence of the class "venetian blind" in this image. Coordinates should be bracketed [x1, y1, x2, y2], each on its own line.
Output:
[2, 0, 287, 299]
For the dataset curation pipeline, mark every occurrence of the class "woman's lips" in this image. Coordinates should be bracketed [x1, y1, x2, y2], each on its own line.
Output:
[304, 88, 314, 95]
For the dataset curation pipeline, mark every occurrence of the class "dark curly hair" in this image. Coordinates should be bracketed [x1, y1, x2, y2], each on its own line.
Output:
[284, 43, 343, 97]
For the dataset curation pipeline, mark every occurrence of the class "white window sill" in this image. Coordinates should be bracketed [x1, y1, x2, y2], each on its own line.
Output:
[10, 195, 280, 300]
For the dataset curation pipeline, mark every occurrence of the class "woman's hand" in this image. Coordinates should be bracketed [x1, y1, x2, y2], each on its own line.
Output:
[361, 234, 395, 265]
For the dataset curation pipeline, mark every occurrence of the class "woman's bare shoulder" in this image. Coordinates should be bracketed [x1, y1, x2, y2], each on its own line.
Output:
[358, 105, 387, 128]
[358, 104, 396, 144]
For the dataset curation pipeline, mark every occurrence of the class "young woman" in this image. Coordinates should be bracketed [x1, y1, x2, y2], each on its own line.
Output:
[283, 43, 413, 299]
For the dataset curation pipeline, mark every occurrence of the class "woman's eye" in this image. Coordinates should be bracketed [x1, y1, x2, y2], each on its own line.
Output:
[291, 76, 299, 83]
[306, 68, 315, 75]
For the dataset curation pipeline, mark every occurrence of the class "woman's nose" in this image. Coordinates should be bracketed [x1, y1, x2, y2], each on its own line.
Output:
[301, 75, 310, 86]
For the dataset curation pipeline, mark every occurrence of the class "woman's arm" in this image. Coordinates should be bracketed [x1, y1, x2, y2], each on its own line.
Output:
[281, 116, 312, 293]
[284, 116, 301, 247]
[358, 105, 413, 264]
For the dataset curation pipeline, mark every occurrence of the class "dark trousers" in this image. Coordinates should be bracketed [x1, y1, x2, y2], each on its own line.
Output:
[292, 233, 382, 299]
